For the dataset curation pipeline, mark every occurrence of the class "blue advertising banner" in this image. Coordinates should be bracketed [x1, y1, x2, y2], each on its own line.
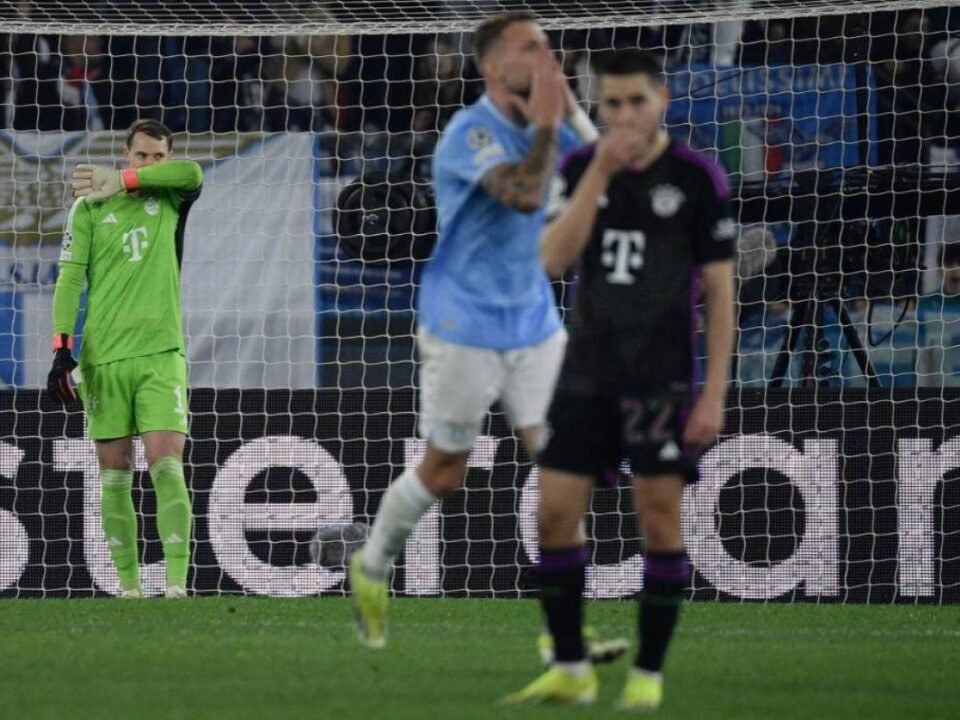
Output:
[666, 64, 876, 183]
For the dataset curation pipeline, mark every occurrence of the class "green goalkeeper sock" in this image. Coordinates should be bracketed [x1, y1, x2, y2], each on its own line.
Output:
[100, 469, 140, 591]
[150, 456, 192, 589]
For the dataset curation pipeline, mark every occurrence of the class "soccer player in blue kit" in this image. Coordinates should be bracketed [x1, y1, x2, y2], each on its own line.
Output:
[349, 12, 612, 655]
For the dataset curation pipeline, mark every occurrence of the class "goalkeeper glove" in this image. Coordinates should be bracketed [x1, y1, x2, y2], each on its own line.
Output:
[71, 164, 139, 202]
[47, 334, 78, 404]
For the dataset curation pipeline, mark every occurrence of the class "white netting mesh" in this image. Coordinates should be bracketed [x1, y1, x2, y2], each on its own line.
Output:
[1, 1, 960, 34]
[0, 1, 958, 600]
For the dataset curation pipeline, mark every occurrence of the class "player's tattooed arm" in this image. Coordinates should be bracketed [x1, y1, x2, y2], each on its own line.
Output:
[479, 127, 557, 213]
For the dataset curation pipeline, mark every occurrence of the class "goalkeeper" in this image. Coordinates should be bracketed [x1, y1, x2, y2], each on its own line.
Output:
[49, 119, 203, 599]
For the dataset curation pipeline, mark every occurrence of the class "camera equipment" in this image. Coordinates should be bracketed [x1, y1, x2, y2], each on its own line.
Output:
[333, 170, 437, 263]
[734, 166, 960, 387]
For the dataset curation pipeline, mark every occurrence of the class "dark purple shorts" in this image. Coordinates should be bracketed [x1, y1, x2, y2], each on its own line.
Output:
[539, 389, 700, 485]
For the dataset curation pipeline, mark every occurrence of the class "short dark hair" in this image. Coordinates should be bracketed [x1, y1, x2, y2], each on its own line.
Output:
[472, 11, 538, 66]
[592, 48, 665, 84]
[125, 119, 173, 151]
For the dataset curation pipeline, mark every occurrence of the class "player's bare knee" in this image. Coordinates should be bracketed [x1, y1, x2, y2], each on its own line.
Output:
[145, 448, 182, 469]
[519, 424, 548, 457]
[143, 432, 185, 468]
[99, 456, 131, 471]
[537, 505, 582, 548]
[95, 439, 133, 471]
[640, 510, 682, 553]
[419, 467, 463, 497]
[146, 453, 181, 472]
[418, 450, 468, 498]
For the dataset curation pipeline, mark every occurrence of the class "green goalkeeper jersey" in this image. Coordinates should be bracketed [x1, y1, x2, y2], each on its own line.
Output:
[53, 160, 203, 368]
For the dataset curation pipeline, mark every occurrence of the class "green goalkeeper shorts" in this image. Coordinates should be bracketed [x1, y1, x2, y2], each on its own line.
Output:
[77, 350, 189, 440]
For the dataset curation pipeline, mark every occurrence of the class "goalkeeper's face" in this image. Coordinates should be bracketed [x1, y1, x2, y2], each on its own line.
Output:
[124, 132, 173, 170]
[486, 20, 552, 98]
[598, 73, 667, 146]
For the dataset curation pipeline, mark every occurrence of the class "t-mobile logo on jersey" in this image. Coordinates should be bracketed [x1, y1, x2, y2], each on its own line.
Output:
[122, 226, 149, 262]
[601, 229, 646, 285]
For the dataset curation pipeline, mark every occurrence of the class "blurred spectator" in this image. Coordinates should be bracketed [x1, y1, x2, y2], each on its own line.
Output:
[927, 6, 960, 120]
[262, 31, 354, 132]
[158, 36, 210, 133]
[737, 225, 788, 324]
[942, 243, 960, 296]
[412, 35, 479, 133]
[739, 11, 952, 165]
[257, 5, 355, 132]
[559, 29, 606, 114]
[0, 34, 11, 127]
[871, 10, 949, 165]
[58, 34, 109, 130]
[11, 34, 111, 131]
[928, 34, 960, 110]
[9, 34, 63, 129]
[738, 20, 792, 65]
[208, 35, 270, 132]
[99, 35, 159, 129]
[354, 34, 426, 134]
[738, 14, 852, 66]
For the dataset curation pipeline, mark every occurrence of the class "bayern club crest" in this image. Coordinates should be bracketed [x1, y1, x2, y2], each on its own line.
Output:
[650, 184, 685, 218]
[144, 197, 160, 216]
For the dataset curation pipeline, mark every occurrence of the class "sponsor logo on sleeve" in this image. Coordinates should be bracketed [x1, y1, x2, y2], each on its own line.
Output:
[467, 126, 506, 167]
[59, 231, 73, 261]
[712, 216, 737, 241]
[466, 126, 494, 150]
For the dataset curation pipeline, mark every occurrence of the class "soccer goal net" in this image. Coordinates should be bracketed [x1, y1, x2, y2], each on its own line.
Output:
[0, 0, 958, 602]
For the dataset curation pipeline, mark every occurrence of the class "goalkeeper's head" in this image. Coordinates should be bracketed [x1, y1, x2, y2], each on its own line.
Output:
[124, 119, 174, 170]
[473, 11, 551, 100]
[593, 49, 668, 147]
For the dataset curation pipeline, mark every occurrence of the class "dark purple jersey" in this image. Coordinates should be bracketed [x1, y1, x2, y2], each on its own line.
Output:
[556, 139, 735, 394]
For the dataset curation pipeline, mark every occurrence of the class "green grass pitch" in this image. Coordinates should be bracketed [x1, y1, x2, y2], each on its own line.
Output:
[1, 598, 958, 719]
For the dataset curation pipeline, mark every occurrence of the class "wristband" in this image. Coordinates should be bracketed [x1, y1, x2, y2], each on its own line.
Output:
[52, 333, 73, 351]
[121, 167, 140, 191]
[569, 105, 599, 143]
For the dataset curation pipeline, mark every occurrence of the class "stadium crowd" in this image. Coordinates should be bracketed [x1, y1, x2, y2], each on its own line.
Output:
[1, 7, 959, 154]
[3, 5, 960, 385]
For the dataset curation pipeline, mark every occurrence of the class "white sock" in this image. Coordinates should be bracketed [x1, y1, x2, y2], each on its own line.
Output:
[629, 667, 663, 682]
[361, 468, 436, 580]
[555, 660, 591, 677]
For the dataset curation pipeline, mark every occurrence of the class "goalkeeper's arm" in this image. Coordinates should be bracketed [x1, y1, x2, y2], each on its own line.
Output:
[50, 263, 85, 402]
[48, 200, 92, 403]
[71, 160, 203, 202]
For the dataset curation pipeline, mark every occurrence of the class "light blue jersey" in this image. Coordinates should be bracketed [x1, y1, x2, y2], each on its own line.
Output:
[419, 94, 582, 350]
